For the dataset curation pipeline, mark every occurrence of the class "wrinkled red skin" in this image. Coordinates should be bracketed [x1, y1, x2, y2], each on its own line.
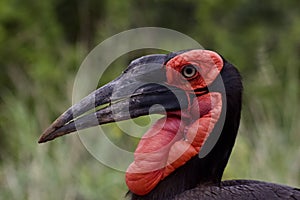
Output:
[126, 92, 222, 195]
[126, 50, 224, 195]
[166, 50, 223, 91]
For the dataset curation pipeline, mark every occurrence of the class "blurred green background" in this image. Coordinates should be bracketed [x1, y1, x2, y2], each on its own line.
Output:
[0, 0, 300, 199]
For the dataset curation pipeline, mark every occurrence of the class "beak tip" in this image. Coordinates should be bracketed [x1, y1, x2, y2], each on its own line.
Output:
[38, 123, 61, 143]
[38, 138, 45, 143]
[38, 130, 53, 143]
[38, 131, 53, 143]
[38, 115, 69, 143]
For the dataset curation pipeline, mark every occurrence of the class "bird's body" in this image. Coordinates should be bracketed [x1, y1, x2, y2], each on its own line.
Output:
[175, 180, 300, 200]
[129, 179, 300, 200]
[39, 49, 300, 199]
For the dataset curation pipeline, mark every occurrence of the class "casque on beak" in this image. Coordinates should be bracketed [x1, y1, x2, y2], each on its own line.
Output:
[38, 54, 189, 143]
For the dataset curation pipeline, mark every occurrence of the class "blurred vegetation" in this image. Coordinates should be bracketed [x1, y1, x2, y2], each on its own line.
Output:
[0, 0, 299, 199]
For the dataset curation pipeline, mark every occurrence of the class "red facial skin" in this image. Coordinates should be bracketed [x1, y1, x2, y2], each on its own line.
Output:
[125, 50, 224, 195]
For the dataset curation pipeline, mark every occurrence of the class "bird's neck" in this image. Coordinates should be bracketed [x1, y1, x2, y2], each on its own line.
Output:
[128, 96, 241, 200]
[128, 62, 242, 200]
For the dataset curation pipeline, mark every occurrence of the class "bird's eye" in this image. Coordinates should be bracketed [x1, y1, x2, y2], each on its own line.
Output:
[182, 65, 197, 79]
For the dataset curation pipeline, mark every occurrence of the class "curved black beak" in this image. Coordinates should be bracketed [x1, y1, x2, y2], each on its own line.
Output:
[39, 54, 189, 143]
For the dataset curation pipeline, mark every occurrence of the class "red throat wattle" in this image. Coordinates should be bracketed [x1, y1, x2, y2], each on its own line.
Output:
[125, 92, 222, 195]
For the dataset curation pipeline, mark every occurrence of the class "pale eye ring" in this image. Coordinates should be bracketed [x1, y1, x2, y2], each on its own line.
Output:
[182, 65, 197, 79]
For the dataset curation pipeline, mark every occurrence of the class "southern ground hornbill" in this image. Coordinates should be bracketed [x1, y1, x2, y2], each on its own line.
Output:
[39, 49, 300, 199]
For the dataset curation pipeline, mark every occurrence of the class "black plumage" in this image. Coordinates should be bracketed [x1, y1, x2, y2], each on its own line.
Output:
[175, 180, 300, 200]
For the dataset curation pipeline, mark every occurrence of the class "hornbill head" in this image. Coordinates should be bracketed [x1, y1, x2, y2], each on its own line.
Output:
[39, 49, 242, 197]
